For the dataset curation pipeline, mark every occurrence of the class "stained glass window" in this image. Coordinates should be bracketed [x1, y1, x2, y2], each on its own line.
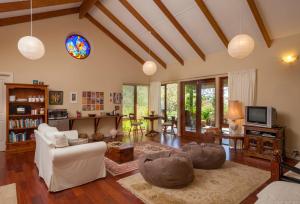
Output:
[65, 34, 91, 59]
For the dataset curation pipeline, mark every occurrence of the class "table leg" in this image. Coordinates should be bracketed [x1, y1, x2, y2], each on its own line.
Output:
[94, 118, 101, 133]
[234, 138, 237, 152]
[69, 120, 74, 130]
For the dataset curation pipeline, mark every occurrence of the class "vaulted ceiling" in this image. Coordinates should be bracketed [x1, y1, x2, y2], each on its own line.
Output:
[1, 0, 300, 68]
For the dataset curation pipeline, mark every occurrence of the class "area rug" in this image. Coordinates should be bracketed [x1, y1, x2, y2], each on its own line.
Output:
[105, 141, 176, 176]
[0, 183, 17, 204]
[118, 161, 271, 204]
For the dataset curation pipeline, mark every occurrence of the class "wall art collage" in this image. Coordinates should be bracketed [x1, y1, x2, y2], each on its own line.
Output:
[82, 91, 104, 111]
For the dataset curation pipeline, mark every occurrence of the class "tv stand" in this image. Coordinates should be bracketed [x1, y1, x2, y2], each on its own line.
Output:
[244, 125, 285, 160]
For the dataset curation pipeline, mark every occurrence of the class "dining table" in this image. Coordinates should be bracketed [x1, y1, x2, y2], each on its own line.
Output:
[143, 115, 164, 136]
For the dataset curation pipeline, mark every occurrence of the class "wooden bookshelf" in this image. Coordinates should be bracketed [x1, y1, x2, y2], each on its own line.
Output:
[5, 83, 48, 153]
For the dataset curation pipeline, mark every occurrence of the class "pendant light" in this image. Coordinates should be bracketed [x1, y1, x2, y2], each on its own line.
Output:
[18, 0, 45, 60]
[143, 31, 157, 76]
[228, 1, 254, 59]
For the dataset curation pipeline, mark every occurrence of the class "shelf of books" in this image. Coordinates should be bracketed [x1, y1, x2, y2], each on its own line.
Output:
[5, 83, 48, 153]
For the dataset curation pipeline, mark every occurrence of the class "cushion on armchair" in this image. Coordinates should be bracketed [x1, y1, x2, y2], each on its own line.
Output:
[45, 132, 69, 148]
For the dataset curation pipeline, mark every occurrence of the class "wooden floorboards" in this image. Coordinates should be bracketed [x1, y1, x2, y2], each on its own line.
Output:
[0, 134, 277, 204]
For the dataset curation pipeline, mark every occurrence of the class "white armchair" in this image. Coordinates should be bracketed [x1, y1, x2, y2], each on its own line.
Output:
[34, 124, 107, 192]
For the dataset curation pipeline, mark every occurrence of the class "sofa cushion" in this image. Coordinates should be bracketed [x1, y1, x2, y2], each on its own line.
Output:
[38, 123, 58, 134]
[61, 130, 78, 140]
[68, 138, 88, 146]
[256, 181, 300, 203]
[45, 132, 69, 148]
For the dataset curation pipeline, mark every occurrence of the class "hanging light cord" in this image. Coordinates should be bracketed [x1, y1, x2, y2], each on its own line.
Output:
[30, 0, 32, 36]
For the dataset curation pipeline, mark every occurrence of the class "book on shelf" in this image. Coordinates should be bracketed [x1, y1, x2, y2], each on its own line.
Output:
[9, 118, 43, 129]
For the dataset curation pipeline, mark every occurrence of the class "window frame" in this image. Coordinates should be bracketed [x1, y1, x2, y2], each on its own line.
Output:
[219, 76, 229, 128]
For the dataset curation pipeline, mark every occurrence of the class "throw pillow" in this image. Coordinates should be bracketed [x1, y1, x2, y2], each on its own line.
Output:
[68, 138, 89, 146]
[53, 132, 69, 148]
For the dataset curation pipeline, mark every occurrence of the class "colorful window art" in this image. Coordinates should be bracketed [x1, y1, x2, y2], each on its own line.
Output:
[65, 34, 91, 59]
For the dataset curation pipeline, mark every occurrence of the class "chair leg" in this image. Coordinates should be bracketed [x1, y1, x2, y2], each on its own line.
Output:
[139, 126, 143, 136]
[128, 127, 132, 137]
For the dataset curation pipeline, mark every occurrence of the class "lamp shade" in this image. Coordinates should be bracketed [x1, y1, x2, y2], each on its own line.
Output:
[228, 34, 255, 59]
[18, 36, 45, 60]
[143, 61, 157, 76]
[228, 100, 244, 120]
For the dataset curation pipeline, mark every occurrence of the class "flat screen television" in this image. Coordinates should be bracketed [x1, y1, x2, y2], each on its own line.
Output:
[245, 106, 277, 128]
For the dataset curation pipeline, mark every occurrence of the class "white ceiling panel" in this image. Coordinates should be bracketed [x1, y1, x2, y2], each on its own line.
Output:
[0, 2, 81, 18]
[255, 0, 300, 39]
[127, 0, 198, 60]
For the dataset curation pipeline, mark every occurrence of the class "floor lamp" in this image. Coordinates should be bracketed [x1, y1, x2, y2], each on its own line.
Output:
[228, 100, 244, 135]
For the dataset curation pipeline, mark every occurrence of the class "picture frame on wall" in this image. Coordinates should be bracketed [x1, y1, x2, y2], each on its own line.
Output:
[70, 92, 78, 103]
[49, 91, 63, 105]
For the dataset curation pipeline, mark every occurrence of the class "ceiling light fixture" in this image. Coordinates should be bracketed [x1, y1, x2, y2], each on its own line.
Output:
[143, 31, 157, 76]
[18, 0, 45, 60]
[228, 1, 255, 59]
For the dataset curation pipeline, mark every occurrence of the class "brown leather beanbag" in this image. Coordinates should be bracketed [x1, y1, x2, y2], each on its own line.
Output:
[138, 151, 194, 189]
[182, 142, 226, 169]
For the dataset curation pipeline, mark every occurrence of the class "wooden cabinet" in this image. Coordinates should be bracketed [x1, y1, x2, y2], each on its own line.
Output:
[5, 83, 48, 153]
[244, 125, 285, 160]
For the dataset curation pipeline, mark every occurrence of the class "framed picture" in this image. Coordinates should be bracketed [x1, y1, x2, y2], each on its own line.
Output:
[49, 91, 63, 105]
[70, 92, 78, 103]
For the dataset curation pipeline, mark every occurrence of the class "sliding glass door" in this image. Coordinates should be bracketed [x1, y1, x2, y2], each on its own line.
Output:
[181, 81, 197, 137]
[122, 85, 148, 131]
[181, 79, 216, 138]
[161, 83, 178, 122]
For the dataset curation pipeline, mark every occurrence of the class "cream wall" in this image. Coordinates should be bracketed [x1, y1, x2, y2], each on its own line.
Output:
[0, 14, 149, 136]
[151, 33, 300, 155]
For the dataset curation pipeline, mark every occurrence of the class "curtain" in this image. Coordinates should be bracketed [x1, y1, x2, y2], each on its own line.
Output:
[228, 69, 256, 148]
[149, 81, 161, 131]
[228, 69, 256, 106]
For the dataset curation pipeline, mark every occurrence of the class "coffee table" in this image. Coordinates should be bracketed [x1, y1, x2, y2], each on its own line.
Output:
[106, 142, 134, 164]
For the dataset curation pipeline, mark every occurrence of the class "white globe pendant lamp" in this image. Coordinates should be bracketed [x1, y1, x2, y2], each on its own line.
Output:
[227, 1, 255, 59]
[143, 60, 157, 76]
[142, 31, 157, 76]
[18, 0, 45, 60]
[228, 34, 255, 59]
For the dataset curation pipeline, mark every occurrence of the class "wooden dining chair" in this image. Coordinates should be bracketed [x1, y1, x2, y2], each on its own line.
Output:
[128, 113, 143, 136]
[162, 116, 177, 135]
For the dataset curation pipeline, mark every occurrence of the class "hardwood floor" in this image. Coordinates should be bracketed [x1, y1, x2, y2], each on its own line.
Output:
[0, 134, 275, 204]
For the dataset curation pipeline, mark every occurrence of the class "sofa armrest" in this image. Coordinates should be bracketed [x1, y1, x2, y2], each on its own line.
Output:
[52, 142, 107, 165]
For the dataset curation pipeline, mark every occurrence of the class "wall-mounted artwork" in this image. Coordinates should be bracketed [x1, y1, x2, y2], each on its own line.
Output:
[70, 92, 77, 103]
[82, 91, 104, 111]
[65, 34, 91, 59]
[110, 92, 122, 104]
[49, 91, 63, 105]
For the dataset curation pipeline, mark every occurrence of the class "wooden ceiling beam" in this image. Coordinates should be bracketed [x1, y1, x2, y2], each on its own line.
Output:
[79, 0, 98, 19]
[96, 1, 167, 68]
[120, 0, 184, 65]
[194, 0, 229, 47]
[247, 0, 272, 47]
[0, 0, 81, 12]
[153, 0, 205, 61]
[86, 14, 145, 65]
[0, 7, 79, 27]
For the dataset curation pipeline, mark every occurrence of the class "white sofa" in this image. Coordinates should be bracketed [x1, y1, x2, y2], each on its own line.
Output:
[34, 123, 107, 192]
[255, 162, 300, 204]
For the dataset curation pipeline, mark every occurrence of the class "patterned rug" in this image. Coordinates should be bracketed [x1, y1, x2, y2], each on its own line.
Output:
[118, 161, 271, 204]
[105, 141, 176, 176]
[0, 183, 17, 204]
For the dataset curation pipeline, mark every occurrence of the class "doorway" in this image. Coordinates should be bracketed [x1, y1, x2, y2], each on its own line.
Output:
[0, 73, 13, 151]
[122, 84, 149, 132]
[180, 79, 216, 138]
